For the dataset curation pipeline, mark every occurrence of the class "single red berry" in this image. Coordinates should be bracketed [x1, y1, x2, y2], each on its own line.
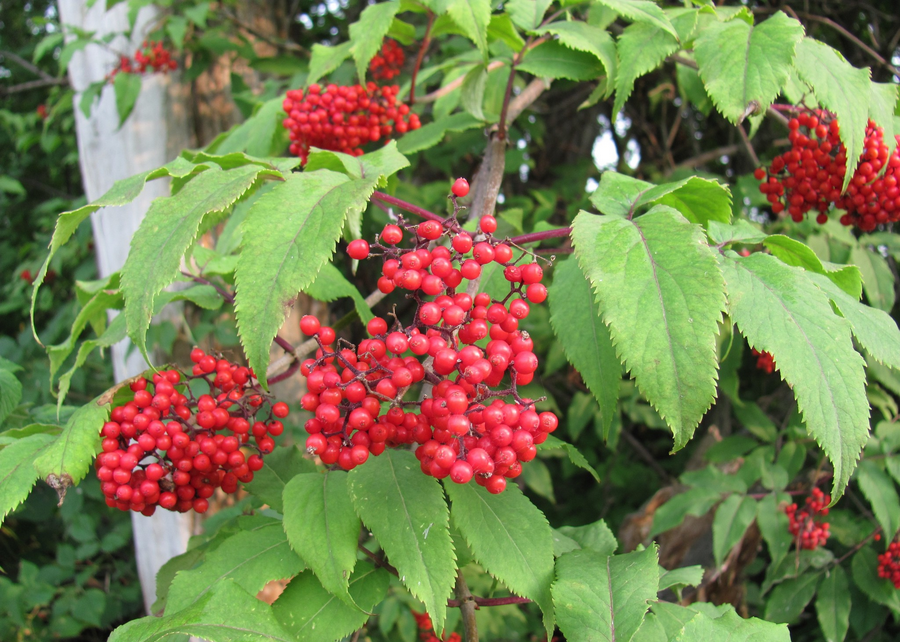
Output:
[272, 402, 290, 418]
[300, 315, 321, 336]
[479, 215, 497, 233]
[347, 239, 370, 260]
[451, 177, 470, 198]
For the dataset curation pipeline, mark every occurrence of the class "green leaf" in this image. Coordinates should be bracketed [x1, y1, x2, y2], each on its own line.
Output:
[307, 41, 353, 85]
[506, 0, 552, 31]
[488, 14, 525, 51]
[165, 517, 304, 610]
[536, 22, 617, 87]
[556, 519, 617, 556]
[113, 72, 142, 127]
[850, 244, 895, 312]
[719, 252, 869, 500]
[549, 257, 620, 439]
[33, 395, 109, 493]
[109, 580, 293, 642]
[536, 435, 601, 481]
[242, 445, 316, 512]
[396, 112, 483, 154]
[595, 0, 678, 40]
[54, 314, 126, 411]
[216, 98, 285, 158]
[460, 64, 487, 120]
[0, 175, 25, 195]
[447, 0, 492, 61]
[33, 32, 64, 63]
[553, 545, 659, 642]
[347, 449, 455, 633]
[817, 565, 851, 642]
[121, 164, 280, 361]
[304, 262, 375, 324]
[659, 565, 705, 592]
[765, 571, 822, 623]
[851, 547, 900, 610]
[518, 40, 606, 81]
[349, 2, 400, 81]
[757, 493, 792, 569]
[794, 38, 872, 191]
[856, 460, 900, 541]
[869, 82, 899, 162]
[234, 171, 374, 387]
[806, 273, 900, 370]
[675, 608, 790, 641]
[0, 367, 23, 427]
[273, 567, 390, 641]
[612, 22, 678, 120]
[283, 472, 359, 606]
[712, 494, 757, 567]
[694, 11, 804, 124]
[0, 433, 54, 525]
[571, 207, 726, 449]
[306, 140, 410, 184]
[445, 482, 555, 632]
[650, 487, 722, 537]
[764, 235, 862, 298]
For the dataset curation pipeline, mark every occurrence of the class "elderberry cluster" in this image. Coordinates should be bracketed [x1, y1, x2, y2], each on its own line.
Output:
[785, 488, 831, 550]
[877, 540, 900, 588]
[297, 179, 558, 494]
[94, 349, 287, 515]
[369, 39, 405, 81]
[413, 611, 461, 642]
[755, 110, 900, 231]
[282, 83, 421, 164]
[108, 40, 177, 81]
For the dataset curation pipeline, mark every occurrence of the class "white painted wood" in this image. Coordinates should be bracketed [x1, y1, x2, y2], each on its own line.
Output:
[58, 0, 194, 615]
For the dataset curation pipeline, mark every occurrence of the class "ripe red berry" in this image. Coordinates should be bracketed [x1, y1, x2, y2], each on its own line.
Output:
[347, 239, 370, 260]
[300, 315, 321, 336]
[451, 177, 470, 198]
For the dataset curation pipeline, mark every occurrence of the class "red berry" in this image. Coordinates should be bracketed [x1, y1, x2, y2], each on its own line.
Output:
[347, 239, 370, 260]
[451, 177, 470, 198]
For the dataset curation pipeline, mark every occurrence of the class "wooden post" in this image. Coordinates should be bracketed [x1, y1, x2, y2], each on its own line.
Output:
[58, 0, 195, 615]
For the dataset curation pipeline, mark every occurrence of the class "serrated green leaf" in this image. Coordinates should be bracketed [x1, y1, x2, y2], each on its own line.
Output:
[850, 245, 895, 312]
[719, 253, 869, 500]
[712, 494, 757, 567]
[817, 565, 851, 642]
[397, 112, 483, 154]
[765, 571, 822, 623]
[806, 273, 900, 370]
[794, 38, 872, 191]
[553, 545, 659, 642]
[347, 449, 455, 633]
[350, 2, 401, 81]
[487, 14, 525, 51]
[283, 472, 359, 605]
[307, 41, 353, 85]
[548, 257, 620, 439]
[677, 61, 712, 116]
[32, 395, 109, 490]
[0, 368, 23, 427]
[571, 207, 726, 449]
[536, 435, 601, 481]
[0, 424, 59, 449]
[272, 567, 389, 641]
[242, 445, 316, 512]
[870, 82, 898, 163]
[764, 234, 862, 298]
[109, 580, 292, 642]
[851, 547, 900, 610]
[121, 165, 280, 361]
[537, 22, 617, 88]
[47, 288, 123, 386]
[612, 22, 678, 120]
[651, 486, 722, 537]
[757, 493, 792, 569]
[694, 11, 803, 124]
[216, 98, 285, 158]
[460, 64, 487, 120]
[557, 519, 617, 556]
[54, 313, 126, 411]
[234, 171, 374, 388]
[659, 565, 705, 592]
[675, 608, 791, 641]
[595, 0, 678, 39]
[306, 141, 409, 184]
[0, 433, 54, 525]
[507, 0, 552, 31]
[445, 482, 555, 632]
[166, 518, 304, 610]
[304, 262, 375, 324]
[113, 72, 142, 127]
[856, 460, 900, 542]
[518, 40, 606, 81]
[447, 0, 491, 61]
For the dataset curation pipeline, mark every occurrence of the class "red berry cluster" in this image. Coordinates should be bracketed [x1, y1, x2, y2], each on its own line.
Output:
[282, 83, 421, 164]
[108, 41, 177, 81]
[94, 349, 288, 515]
[369, 39, 405, 81]
[755, 110, 900, 230]
[297, 184, 558, 494]
[877, 540, 900, 588]
[412, 611, 461, 642]
[785, 488, 831, 550]
[751, 348, 775, 374]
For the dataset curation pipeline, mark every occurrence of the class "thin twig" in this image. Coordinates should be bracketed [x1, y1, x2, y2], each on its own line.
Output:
[408, 10, 435, 105]
[0, 49, 56, 81]
[455, 571, 479, 642]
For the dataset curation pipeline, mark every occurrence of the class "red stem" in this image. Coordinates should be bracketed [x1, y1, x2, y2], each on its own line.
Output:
[447, 595, 533, 608]
[408, 10, 435, 105]
[371, 190, 444, 222]
[508, 227, 571, 245]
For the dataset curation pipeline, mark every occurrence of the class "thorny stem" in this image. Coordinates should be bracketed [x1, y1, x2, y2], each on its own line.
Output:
[408, 10, 435, 105]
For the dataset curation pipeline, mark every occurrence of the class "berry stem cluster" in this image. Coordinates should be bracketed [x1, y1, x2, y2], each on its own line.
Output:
[107, 40, 177, 81]
[785, 488, 831, 550]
